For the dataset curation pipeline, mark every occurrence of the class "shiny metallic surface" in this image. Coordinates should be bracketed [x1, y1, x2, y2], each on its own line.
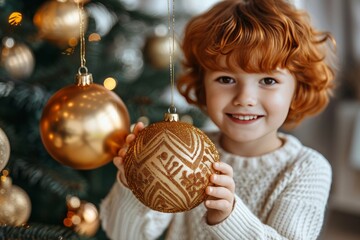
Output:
[40, 83, 130, 169]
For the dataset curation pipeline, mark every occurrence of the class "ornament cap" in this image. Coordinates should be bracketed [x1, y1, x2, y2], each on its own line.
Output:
[75, 73, 93, 86]
[164, 112, 179, 122]
[0, 175, 12, 190]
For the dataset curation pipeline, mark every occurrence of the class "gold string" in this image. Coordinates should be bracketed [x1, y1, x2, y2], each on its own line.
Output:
[78, 1, 87, 72]
[167, 0, 176, 113]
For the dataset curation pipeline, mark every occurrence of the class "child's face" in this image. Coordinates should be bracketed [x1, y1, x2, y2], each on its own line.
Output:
[204, 64, 296, 151]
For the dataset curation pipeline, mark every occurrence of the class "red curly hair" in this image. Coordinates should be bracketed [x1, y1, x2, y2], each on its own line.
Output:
[177, 0, 336, 127]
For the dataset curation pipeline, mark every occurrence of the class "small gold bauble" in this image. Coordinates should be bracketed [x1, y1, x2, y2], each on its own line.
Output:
[144, 35, 180, 69]
[0, 128, 10, 171]
[0, 176, 31, 226]
[33, 0, 88, 46]
[0, 42, 35, 80]
[40, 73, 130, 169]
[124, 113, 219, 213]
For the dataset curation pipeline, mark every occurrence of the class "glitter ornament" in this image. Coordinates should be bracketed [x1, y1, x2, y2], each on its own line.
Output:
[0, 128, 10, 171]
[0, 174, 31, 226]
[40, 71, 130, 169]
[124, 112, 219, 213]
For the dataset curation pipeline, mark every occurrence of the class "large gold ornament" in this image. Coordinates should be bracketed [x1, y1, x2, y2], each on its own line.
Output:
[0, 128, 10, 171]
[40, 72, 130, 169]
[0, 173, 31, 226]
[33, 0, 88, 46]
[124, 113, 219, 213]
[0, 40, 35, 80]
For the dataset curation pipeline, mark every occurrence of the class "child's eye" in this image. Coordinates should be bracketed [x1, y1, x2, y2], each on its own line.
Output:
[216, 76, 235, 84]
[260, 77, 277, 85]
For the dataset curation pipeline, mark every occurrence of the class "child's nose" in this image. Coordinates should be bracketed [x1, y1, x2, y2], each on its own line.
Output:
[232, 87, 257, 106]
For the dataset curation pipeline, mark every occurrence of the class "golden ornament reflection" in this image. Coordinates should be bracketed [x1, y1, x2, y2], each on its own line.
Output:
[0, 39, 35, 80]
[33, 0, 88, 47]
[40, 80, 130, 169]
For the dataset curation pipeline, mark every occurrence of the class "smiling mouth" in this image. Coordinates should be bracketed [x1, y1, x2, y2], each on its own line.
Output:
[227, 114, 263, 121]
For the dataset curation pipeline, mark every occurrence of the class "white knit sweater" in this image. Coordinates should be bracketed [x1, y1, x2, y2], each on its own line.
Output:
[100, 132, 332, 240]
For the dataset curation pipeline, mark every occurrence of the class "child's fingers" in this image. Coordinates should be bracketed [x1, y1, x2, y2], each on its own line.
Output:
[205, 198, 232, 211]
[133, 121, 145, 135]
[210, 173, 235, 193]
[206, 186, 233, 202]
[213, 162, 233, 177]
[113, 156, 124, 169]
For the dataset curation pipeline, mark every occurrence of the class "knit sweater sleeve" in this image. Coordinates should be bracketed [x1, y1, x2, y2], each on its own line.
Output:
[99, 179, 173, 240]
[202, 152, 332, 240]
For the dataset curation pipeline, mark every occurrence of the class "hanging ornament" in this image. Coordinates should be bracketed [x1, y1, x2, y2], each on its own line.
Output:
[33, 0, 88, 47]
[39, 2, 130, 169]
[0, 38, 35, 80]
[124, 111, 219, 213]
[64, 196, 100, 237]
[0, 171, 31, 226]
[39, 69, 130, 169]
[125, 0, 219, 213]
[144, 25, 180, 69]
[0, 128, 10, 171]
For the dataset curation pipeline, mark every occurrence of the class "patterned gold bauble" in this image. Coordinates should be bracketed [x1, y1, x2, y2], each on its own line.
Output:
[0, 175, 31, 226]
[0, 41, 35, 80]
[124, 113, 219, 213]
[144, 35, 180, 69]
[0, 128, 10, 171]
[40, 72, 130, 169]
[33, 0, 88, 46]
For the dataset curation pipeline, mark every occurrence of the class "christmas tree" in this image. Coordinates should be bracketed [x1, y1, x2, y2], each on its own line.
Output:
[0, 0, 206, 239]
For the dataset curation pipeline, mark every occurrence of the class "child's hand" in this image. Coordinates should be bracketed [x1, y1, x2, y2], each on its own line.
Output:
[205, 162, 235, 225]
[113, 122, 145, 188]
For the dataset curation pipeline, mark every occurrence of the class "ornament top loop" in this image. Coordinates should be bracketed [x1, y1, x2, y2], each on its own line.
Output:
[168, 105, 177, 114]
[78, 66, 88, 75]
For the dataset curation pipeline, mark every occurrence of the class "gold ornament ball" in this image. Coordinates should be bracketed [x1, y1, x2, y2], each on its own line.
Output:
[0, 42, 35, 80]
[0, 128, 10, 171]
[40, 73, 130, 170]
[144, 35, 180, 69]
[124, 113, 219, 213]
[0, 176, 31, 226]
[33, 0, 88, 46]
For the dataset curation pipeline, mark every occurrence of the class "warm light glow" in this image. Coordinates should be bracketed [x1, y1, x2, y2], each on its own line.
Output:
[8, 12, 22, 26]
[88, 33, 101, 42]
[68, 38, 78, 47]
[3, 37, 15, 48]
[71, 215, 81, 225]
[68, 196, 81, 209]
[63, 217, 73, 227]
[103, 77, 117, 90]
[82, 203, 98, 222]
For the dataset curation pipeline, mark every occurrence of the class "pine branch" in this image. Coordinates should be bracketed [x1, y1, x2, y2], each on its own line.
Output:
[10, 158, 88, 198]
[0, 223, 79, 240]
[0, 80, 49, 112]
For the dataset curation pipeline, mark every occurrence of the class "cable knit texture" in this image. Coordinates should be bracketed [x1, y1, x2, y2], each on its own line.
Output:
[100, 132, 332, 240]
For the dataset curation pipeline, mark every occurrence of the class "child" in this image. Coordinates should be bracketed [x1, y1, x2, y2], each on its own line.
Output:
[100, 0, 336, 239]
